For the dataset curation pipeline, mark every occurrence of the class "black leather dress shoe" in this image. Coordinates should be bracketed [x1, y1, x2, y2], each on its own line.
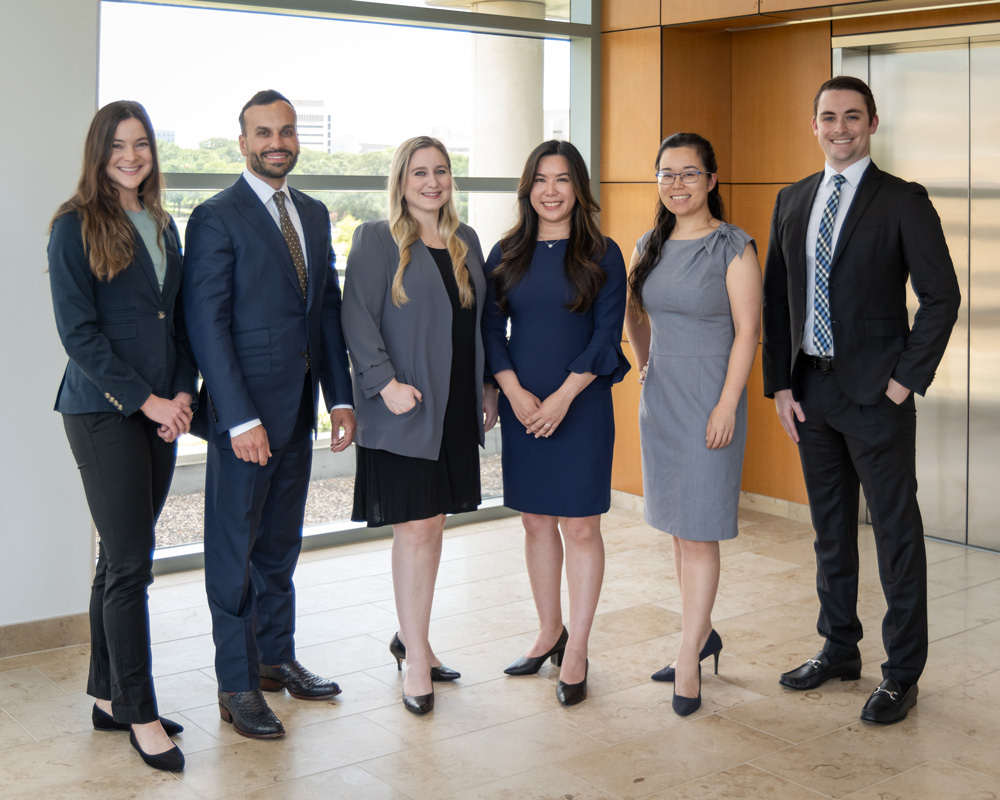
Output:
[92, 703, 184, 737]
[860, 679, 918, 724]
[556, 659, 588, 706]
[218, 690, 285, 739]
[779, 652, 862, 690]
[259, 659, 342, 700]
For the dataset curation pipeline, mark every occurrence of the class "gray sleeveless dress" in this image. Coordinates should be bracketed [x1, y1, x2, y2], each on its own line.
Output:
[637, 223, 754, 541]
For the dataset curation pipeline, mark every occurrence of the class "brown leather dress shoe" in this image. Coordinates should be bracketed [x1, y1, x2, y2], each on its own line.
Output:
[860, 679, 918, 724]
[259, 659, 342, 700]
[779, 651, 862, 690]
[217, 690, 285, 739]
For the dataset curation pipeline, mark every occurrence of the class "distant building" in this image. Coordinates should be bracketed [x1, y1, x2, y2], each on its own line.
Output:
[156, 129, 175, 143]
[293, 99, 332, 153]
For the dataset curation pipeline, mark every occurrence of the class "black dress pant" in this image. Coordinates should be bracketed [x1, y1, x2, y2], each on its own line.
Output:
[63, 411, 176, 724]
[795, 359, 927, 685]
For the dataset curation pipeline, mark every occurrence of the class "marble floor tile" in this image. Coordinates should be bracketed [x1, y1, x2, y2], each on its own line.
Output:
[1, 763, 194, 800]
[3, 688, 96, 739]
[645, 763, 828, 800]
[0, 667, 65, 705]
[443, 765, 622, 799]
[943, 731, 1000, 780]
[12, 645, 91, 693]
[916, 668, 1000, 738]
[845, 758, 1000, 800]
[558, 715, 787, 800]
[0, 709, 35, 750]
[291, 574, 396, 616]
[230, 763, 410, 799]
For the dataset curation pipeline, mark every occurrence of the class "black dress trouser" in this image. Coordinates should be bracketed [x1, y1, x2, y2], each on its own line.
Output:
[63, 411, 176, 724]
[795, 358, 927, 685]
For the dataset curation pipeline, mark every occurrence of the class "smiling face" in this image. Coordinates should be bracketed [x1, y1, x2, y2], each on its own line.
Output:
[529, 154, 577, 235]
[656, 146, 716, 219]
[239, 101, 300, 188]
[812, 89, 879, 170]
[402, 146, 453, 224]
[105, 117, 153, 208]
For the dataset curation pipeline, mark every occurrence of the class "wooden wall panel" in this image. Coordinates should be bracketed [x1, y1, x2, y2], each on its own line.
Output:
[601, 27, 662, 182]
[730, 23, 831, 185]
[602, 0, 659, 32]
[611, 343, 643, 495]
[600, 181, 659, 268]
[728, 184, 782, 258]
[661, 28, 732, 176]
[832, 3, 1000, 34]
[662, 0, 757, 26]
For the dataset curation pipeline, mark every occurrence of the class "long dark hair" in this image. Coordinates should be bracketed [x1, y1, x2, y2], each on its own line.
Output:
[51, 100, 168, 281]
[628, 133, 726, 317]
[491, 140, 607, 314]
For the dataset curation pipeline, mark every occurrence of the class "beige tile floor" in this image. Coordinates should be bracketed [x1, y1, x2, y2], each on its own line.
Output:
[3, 506, 1000, 799]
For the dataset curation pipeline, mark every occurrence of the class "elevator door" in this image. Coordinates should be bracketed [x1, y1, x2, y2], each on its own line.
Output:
[839, 35, 1000, 552]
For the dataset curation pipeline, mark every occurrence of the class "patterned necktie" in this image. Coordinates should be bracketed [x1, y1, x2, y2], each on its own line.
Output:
[813, 174, 846, 355]
[273, 191, 308, 299]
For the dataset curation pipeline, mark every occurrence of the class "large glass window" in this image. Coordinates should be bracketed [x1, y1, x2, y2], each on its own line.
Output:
[98, 0, 597, 551]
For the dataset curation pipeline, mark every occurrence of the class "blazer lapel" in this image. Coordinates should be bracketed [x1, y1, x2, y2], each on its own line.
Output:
[291, 188, 326, 312]
[831, 162, 881, 268]
[160, 221, 183, 302]
[233, 177, 305, 301]
[128, 219, 162, 298]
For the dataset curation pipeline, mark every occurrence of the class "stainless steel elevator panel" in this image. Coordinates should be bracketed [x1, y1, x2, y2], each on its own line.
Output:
[968, 40, 1000, 551]
[868, 45, 971, 544]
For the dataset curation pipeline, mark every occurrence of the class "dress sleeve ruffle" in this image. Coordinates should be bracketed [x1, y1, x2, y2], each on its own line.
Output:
[702, 223, 756, 268]
[567, 339, 631, 384]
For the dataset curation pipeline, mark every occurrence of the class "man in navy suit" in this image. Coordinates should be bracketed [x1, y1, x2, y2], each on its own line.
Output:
[762, 76, 960, 724]
[184, 90, 355, 739]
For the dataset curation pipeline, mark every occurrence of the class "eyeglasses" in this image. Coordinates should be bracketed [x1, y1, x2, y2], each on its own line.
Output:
[655, 170, 711, 185]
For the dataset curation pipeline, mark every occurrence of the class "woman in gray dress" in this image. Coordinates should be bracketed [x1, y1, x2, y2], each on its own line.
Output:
[624, 133, 762, 716]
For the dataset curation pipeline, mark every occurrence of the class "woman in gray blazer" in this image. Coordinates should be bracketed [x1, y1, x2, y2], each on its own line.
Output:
[48, 101, 196, 772]
[342, 136, 496, 715]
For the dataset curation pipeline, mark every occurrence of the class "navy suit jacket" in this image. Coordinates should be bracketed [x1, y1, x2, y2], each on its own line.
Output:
[49, 211, 198, 416]
[762, 162, 961, 406]
[183, 176, 352, 449]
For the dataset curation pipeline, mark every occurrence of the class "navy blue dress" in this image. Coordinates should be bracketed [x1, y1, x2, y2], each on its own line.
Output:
[482, 239, 629, 516]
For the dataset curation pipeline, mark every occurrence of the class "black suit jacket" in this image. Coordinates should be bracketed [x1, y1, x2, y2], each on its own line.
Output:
[49, 211, 198, 416]
[762, 162, 960, 406]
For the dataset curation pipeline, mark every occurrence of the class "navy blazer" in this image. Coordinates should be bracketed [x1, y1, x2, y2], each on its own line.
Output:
[183, 176, 353, 450]
[48, 211, 198, 416]
[762, 162, 961, 406]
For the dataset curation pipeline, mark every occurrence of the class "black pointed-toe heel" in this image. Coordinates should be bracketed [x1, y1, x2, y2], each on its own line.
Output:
[504, 626, 569, 676]
[92, 704, 184, 737]
[402, 678, 435, 715]
[556, 659, 588, 706]
[651, 629, 723, 682]
[129, 729, 185, 772]
[390, 632, 461, 681]
[671, 666, 702, 717]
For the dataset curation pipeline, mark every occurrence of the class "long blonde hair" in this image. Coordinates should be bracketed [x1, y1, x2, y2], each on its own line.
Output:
[387, 136, 472, 308]
[51, 100, 168, 281]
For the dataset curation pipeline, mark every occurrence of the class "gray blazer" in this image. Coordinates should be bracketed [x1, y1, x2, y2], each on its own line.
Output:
[342, 219, 487, 459]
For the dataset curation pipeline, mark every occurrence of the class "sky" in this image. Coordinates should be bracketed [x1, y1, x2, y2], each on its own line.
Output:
[98, 1, 570, 151]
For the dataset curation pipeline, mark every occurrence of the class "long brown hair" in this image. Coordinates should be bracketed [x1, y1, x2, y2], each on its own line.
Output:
[387, 136, 472, 309]
[51, 101, 168, 281]
[628, 133, 726, 318]
[491, 140, 606, 315]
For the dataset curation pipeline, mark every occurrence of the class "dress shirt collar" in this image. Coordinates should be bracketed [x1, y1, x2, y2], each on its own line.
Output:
[823, 156, 870, 189]
[242, 167, 290, 205]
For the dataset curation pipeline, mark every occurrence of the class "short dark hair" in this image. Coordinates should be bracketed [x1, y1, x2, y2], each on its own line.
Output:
[814, 76, 877, 121]
[239, 89, 294, 134]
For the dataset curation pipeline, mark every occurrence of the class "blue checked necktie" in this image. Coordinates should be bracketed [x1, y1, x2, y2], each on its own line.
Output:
[813, 174, 846, 355]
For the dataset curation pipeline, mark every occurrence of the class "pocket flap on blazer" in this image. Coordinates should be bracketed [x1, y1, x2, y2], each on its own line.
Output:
[866, 318, 909, 337]
[232, 328, 270, 351]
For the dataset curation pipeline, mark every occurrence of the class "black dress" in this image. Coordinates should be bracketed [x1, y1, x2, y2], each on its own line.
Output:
[352, 247, 481, 526]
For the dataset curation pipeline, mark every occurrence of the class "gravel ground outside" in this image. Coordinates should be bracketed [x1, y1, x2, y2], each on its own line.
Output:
[154, 453, 504, 549]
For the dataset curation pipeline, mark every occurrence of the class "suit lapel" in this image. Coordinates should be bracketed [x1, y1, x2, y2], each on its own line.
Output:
[233, 176, 305, 302]
[160, 221, 183, 302]
[291, 187, 325, 312]
[831, 162, 881, 268]
[128, 219, 162, 298]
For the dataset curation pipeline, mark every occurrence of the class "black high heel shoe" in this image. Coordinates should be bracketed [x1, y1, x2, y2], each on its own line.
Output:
[390, 632, 460, 681]
[651, 629, 722, 682]
[556, 659, 588, 706]
[129, 728, 185, 772]
[504, 626, 569, 676]
[401, 672, 435, 715]
[671, 665, 702, 717]
[92, 703, 184, 736]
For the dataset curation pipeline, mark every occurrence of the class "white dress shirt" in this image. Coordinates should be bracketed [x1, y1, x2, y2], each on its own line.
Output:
[802, 156, 871, 357]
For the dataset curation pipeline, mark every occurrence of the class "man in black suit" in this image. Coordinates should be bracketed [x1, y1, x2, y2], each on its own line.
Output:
[762, 76, 960, 724]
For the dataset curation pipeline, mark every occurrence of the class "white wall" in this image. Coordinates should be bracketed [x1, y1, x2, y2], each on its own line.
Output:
[0, 0, 101, 626]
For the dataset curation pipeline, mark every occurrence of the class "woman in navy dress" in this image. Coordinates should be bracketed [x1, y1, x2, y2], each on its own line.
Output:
[482, 140, 629, 705]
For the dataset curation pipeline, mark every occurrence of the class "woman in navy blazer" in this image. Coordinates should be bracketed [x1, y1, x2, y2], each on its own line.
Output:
[48, 101, 197, 772]
[343, 136, 495, 715]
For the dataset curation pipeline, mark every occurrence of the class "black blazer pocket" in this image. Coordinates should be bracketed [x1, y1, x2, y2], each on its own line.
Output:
[232, 328, 270, 351]
[238, 354, 271, 377]
[100, 322, 138, 340]
[866, 318, 909, 337]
